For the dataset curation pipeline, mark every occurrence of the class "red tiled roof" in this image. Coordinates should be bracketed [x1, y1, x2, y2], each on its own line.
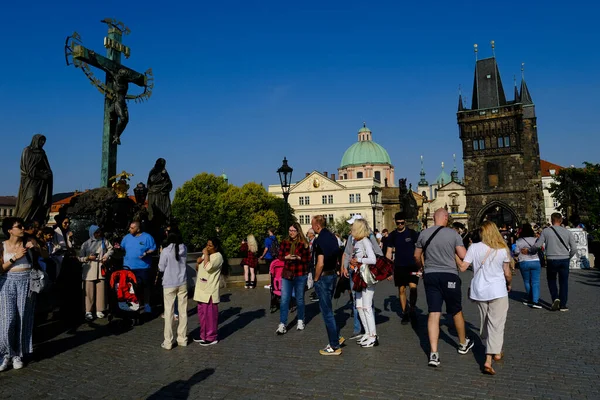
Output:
[540, 160, 564, 177]
[0, 196, 17, 206]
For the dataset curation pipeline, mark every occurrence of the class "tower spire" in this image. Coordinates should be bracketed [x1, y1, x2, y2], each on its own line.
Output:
[513, 74, 520, 102]
[419, 155, 428, 186]
[451, 154, 459, 183]
[458, 85, 465, 111]
[520, 62, 533, 105]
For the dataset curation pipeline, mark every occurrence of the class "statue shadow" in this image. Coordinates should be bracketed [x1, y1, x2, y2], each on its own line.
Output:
[383, 295, 403, 318]
[147, 368, 215, 400]
[218, 309, 265, 341]
[33, 318, 133, 363]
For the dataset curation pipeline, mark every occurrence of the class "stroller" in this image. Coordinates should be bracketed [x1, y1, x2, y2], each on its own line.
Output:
[108, 266, 141, 326]
[269, 259, 284, 313]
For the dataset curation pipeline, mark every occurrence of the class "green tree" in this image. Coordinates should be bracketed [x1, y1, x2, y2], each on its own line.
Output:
[549, 162, 600, 228]
[330, 215, 351, 238]
[172, 174, 295, 256]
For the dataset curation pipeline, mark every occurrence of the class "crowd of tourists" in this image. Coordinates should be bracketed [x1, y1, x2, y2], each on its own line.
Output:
[0, 207, 579, 375]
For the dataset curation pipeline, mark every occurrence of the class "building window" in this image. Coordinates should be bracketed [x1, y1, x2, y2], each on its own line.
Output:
[553, 198, 559, 208]
[299, 215, 310, 224]
[2, 209, 6, 217]
[473, 140, 479, 150]
[328, 214, 334, 224]
[9, 209, 13, 216]
[322, 195, 327, 204]
[357, 172, 363, 178]
[299, 215, 304, 224]
[487, 161, 501, 188]
[450, 194, 459, 213]
[299, 197, 304, 206]
[349, 194, 355, 203]
[374, 171, 381, 181]
[356, 193, 361, 203]
[328, 195, 333, 204]
[479, 139, 485, 149]
[305, 196, 310, 205]
[498, 137, 504, 147]
[343, 174, 347, 179]
[504, 136, 510, 147]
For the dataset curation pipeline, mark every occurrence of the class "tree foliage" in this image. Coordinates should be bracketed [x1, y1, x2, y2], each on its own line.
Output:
[330, 215, 351, 238]
[172, 173, 295, 256]
[549, 162, 600, 228]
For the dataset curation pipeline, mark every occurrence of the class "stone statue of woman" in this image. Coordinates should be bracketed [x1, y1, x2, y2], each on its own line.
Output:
[15, 134, 53, 223]
[147, 158, 172, 226]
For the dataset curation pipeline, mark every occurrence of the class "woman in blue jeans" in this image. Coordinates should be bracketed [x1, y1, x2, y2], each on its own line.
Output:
[513, 224, 542, 309]
[275, 223, 310, 335]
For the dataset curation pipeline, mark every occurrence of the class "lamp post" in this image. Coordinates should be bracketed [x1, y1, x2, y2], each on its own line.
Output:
[368, 187, 379, 231]
[277, 157, 293, 232]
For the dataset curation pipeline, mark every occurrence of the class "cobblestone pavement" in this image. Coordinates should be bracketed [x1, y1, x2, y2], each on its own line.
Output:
[1, 269, 599, 399]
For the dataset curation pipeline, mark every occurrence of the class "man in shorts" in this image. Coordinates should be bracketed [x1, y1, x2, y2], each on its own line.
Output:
[386, 212, 420, 325]
[414, 208, 473, 367]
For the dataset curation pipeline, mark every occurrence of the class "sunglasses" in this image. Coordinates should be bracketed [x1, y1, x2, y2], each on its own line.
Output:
[289, 229, 297, 232]
[12, 224, 24, 230]
[396, 221, 406, 225]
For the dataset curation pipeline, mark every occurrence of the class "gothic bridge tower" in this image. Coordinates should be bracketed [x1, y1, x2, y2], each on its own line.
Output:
[457, 42, 544, 228]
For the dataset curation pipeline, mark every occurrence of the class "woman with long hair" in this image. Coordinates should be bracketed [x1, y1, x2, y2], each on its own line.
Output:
[350, 219, 378, 347]
[0, 217, 36, 371]
[193, 237, 226, 346]
[275, 222, 310, 335]
[458, 221, 514, 375]
[159, 232, 188, 349]
[240, 234, 258, 289]
[514, 224, 542, 309]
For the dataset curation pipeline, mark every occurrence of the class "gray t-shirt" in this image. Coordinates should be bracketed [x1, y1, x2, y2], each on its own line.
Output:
[416, 226, 464, 275]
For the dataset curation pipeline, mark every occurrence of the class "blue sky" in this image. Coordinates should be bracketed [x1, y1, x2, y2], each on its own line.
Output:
[1, 1, 598, 196]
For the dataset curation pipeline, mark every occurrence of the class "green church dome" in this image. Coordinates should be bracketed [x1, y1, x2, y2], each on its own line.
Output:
[340, 141, 392, 168]
[435, 170, 452, 186]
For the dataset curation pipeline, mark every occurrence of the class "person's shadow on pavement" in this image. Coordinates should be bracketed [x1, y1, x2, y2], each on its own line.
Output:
[147, 368, 215, 399]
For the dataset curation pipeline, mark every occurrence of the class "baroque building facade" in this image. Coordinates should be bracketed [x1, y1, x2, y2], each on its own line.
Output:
[457, 48, 544, 228]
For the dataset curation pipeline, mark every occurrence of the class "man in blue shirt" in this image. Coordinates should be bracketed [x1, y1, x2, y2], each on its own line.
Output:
[121, 221, 157, 313]
[259, 227, 277, 265]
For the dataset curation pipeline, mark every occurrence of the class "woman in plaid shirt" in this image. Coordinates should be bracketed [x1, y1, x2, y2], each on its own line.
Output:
[275, 223, 310, 335]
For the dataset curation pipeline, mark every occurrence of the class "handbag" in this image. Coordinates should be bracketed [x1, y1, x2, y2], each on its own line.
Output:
[360, 264, 378, 286]
[370, 256, 394, 281]
[30, 268, 49, 293]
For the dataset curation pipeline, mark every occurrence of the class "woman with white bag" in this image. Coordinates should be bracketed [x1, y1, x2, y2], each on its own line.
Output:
[349, 219, 378, 348]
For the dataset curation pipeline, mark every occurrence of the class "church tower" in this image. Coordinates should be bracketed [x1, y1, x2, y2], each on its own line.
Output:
[457, 42, 544, 228]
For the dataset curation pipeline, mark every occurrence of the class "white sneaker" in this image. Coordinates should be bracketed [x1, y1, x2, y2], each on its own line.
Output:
[297, 320, 305, 331]
[275, 323, 287, 335]
[0, 356, 10, 372]
[360, 336, 379, 348]
[357, 335, 369, 345]
[85, 312, 94, 321]
[12, 357, 23, 370]
[96, 312, 105, 319]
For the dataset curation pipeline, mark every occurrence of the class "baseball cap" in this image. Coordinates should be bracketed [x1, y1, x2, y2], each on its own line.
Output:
[346, 214, 364, 224]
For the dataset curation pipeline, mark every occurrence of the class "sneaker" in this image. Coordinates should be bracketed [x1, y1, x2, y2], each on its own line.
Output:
[244, 282, 249, 289]
[401, 314, 410, 325]
[319, 344, 342, 356]
[0, 356, 10, 372]
[551, 299, 560, 311]
[357, 335, 370, 345]
[458, 337, 474, 355]
[522, 301, 532, 306]
[297, 320, 305, 331]
[275, 323, 287, 335]
[193, 337, 204, 343]
[428, 352, 441, 367]
[177, 339, 188, 347]
[269, 306, 278, 314]
[349, 332, 363, 340]
[559, 307, 569, 312]
[85, 312, 94, 321]
[361, 336, 379, 348]
[264, 285, 271, 289]
[96, 312, 105, 319]
[144, 304, 152, 314]
[161, 342, 173, 350]
[530, 303, 542, 309]
[199, 340, 218, 346]
[338, 336, 346, 346]
[12, 357, 23, 370]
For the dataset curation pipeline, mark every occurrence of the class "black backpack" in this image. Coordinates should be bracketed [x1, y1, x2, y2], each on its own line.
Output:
[269, 237, 280, 259]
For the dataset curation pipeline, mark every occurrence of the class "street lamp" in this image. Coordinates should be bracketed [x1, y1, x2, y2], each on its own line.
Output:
[277, 157, 293, 231]
[368, 187, 379, 231]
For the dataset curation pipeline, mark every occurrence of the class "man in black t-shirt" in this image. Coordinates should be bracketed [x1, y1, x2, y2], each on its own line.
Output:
[312, 215, 344, 356]
[386, 212, 420, 324]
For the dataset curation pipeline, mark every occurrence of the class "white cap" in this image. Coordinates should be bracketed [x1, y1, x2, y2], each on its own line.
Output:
[346, 214, 364, 224]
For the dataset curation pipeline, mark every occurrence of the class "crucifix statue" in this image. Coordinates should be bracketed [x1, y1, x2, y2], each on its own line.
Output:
[65, 18, 154, 187]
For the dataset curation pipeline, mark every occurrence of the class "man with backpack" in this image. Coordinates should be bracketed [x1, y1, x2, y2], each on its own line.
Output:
[414, 208, 472, 368]
[522, 213, 577, 311]
[259, 227, 279, 266]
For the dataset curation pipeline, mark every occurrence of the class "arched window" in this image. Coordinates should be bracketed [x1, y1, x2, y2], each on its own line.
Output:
[357, 172, 363, 178]
[374, 171, 381, 181]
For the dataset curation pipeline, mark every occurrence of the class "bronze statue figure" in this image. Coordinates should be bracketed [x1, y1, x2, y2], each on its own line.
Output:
[398, 178, 418, 220]
[147, 158, 172, 226]
[106, 67, 139, 145]
[15, 134, 53, 223]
